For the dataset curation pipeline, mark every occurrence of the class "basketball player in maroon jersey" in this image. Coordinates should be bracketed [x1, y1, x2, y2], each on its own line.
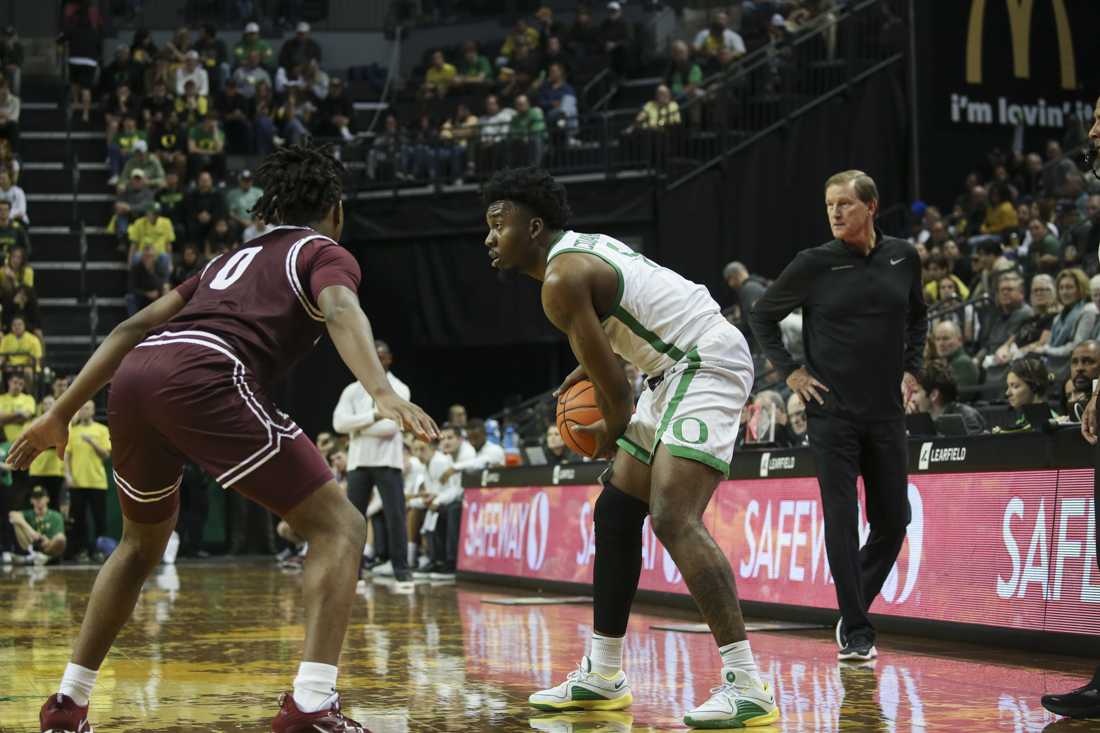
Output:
[15, 145, 436, 733]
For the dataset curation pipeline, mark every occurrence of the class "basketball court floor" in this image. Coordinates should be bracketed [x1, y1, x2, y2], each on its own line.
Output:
[1, 561, 1096, 732]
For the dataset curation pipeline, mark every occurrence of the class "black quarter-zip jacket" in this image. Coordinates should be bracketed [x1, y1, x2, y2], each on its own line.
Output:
[749, 231, 928, 422]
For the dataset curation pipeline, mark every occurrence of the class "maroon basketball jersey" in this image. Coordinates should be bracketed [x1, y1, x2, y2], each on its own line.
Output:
[154, 225, 361, 385]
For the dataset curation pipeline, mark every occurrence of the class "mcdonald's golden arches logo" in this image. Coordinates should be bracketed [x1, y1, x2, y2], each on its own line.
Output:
[966, 0, 1076, 90]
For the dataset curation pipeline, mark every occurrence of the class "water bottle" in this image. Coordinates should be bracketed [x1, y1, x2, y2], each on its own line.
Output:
[486, 418, 502, 445]
[503, 424, 518, 455]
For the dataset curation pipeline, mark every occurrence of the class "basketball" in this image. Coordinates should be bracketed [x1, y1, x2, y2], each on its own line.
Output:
[556, 379, 603, 457]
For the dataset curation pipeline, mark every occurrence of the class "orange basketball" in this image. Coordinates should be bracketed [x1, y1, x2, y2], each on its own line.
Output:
[556, 379, 603, 458]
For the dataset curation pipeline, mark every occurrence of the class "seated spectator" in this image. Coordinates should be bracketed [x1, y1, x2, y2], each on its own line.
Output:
[421, 50, 457, 101]
[170, 242, 204, 288]
[969, 236, 1003, 299]
[242, 216, 271, 244]
[991, 274, 1057, 371]
[980, 182, 1018, 234]
[205, 217, 241, 257]
[274, 62, 305, 97]
[184, 171, 226, 243]
[273, 87, 314, 146]
[693, 11, 746, 64]
[455, 40, 492, 89]
[156, 170, 186, 230]
[666, 40, 704, 107]
[943, 238, 971, 283]
[194, 22, 229, 90]
[187, 114, 226, 181]
[111, 168, 155, 242]
[402, 113, 441, 181]
[478, 95, 515, 173]
[280, 21, 321, 70]
[367, 113, 405, 181]
[627, 84, 682, 133]
[127, 244, 168, 315]
[439, 104, 479, 183]
[923, 252, 970, 302]
[421, 426, 473, 578]
[4, 284, 41, 339]
[544, 425, 575, 464]
[233, 50, 272, 98]
[0, 200, 27, 258]
[931, 320, 979, 387]
[315, 76, 354, 141]
[932, 276, 980, 345]
[127, 202, 173, 275]
[600, 1, 632, 73]
[107, 115, 147, 186]
[141, 78, 176, 132]
[8, 486, 65, 565]
[234, 22, 273, 69]
[535, 62, 577, 135]
[175, 49, 209, 97]
[215, 77, 255, 154]
[1040, 268, 1095, 374]
[0, 76, 19, 152]
[498, 17, 541, 67]
[1002, 355, 1058, 431]
[509, 94, 546, 166]
[100, 45, 136, 100]
[165, 25, 193, 64]
[143, 47, 177, 104]
[1, 242, 32, 292]
[976, 274, 1033, 369]
[1028, 217, 1061, 274]
[537, 36, 575, 82]
[149, 110, 189, 179]
[0, 315, 42, 375]
[0, 139, 19, 185]
[301, 58, 329, 101]
[119, 140, 166, 192]
[1, 26, 24, 95]
[907, 361, 986, 434]
[567, 6, 602, 62]
[0, 169, 26, 225]
[175, 78, 209, 127]
[786, 393, 809, 446]
[226, 169, 263, 230]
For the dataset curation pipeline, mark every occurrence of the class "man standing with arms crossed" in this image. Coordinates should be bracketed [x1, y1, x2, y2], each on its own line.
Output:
[750, 170, 926, 661]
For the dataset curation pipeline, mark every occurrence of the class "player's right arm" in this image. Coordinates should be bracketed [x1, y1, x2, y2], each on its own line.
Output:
[319, 285, 438, 441]
[7, 289, 191, 469]
[542, 260, 632, 458]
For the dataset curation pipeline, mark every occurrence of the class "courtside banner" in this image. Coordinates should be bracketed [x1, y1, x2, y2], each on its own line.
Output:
[459, 469, 1100, 636]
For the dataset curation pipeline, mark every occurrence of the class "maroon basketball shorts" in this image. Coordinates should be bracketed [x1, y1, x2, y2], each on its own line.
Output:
[107, 330, 333, 524]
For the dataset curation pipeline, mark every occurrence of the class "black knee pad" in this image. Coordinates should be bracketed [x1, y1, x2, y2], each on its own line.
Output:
[594, 481, 649, 541]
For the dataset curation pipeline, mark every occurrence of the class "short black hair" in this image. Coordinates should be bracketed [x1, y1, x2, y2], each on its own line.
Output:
[482, 167, 572, 230]
[919, 360, 958, 403]
[466, 418, 486, 432]
[252, 143, 345, 227]
[1008, 354, 1052, 397]
[974, 237, 1002, 256]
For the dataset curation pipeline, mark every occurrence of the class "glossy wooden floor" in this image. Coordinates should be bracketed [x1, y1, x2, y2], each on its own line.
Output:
[1, 561, 1098, 733]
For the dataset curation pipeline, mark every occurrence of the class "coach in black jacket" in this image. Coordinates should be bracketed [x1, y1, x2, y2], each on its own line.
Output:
[749, 170, 927, 661]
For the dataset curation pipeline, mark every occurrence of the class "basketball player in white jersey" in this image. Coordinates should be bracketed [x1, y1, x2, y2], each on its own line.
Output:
[482, 168, 778, 729]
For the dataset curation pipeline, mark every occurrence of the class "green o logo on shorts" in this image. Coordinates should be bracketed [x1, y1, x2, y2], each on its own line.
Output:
[671, 417, 709, 444]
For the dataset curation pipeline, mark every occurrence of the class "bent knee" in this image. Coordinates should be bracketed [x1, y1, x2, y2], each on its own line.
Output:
[649, 505, 703, 545]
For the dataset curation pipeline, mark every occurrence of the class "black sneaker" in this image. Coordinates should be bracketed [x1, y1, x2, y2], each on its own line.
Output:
[838, 630, 877, 661]
[430, 563, 456, 581]
[1042, 674, 1100, 719]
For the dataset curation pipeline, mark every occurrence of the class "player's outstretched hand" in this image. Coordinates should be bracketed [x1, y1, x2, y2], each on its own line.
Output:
[7, 411, 69, 470]
[553, 364, 588, 397]
[375, 393, 439, 442]
[1082, 393, 1098, 445]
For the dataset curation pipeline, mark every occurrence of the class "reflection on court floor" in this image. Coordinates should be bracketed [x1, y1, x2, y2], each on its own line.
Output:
[0, 562, 1092, 732]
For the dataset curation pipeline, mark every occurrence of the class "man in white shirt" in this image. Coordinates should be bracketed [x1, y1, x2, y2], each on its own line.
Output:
[0, 168, 26, 225]
[421, 425, 476, 579]
[453, 418, 505, 472]
[175, 50, 210, 98]
[332, 341, 414, 585]
[692, 11, 746, 60]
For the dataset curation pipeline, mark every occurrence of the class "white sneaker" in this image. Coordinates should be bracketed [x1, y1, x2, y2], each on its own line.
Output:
[528, 656, 632, 712]
[31, 551, 50, 566]
[1, 551, 12, 565]
[370, 560, 394, 577]
[683, 667, 779, 729]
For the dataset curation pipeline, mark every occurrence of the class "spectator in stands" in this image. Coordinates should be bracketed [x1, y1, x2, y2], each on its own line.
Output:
[439, 104, 479, 183]
[65, 400, 110, 562]
[107, 115, 146, 186]
[119, 140, 166, 192]
[448, 404, 468, 431]
[0, 76, 19, 153]
[1028, 217, 1061, 275]
[242, 216, 271, 243]
[500, 37, 541, 98]
[1000, 274, 1058, 360]
[509, 94, 546, 166]
[188, 114, 226, 181]
[141, 78, 176, 132]
[931, 320, 979, 387]
[786, 392, 809, 446]
[0, 200, 26, 258]
[544, 425, 573, 464]
[1069, 339, 1100, 409]
[976, 274, 1033, 369]
[127, 202, 173, 275]
[723, 261, 768, 330]
[165, 26, 193, 64]
[402, 113, 441, 181]
[694, 10, 746, 63]
[626, 83, 681, 134]
[452, 418, 505, 470]
[367, 113, 404, 182]
[234, 21, 273, 68]
[315, 77, 355, 142]
[600, 1, 632, 73]
[156, 169, 186, 229]
[0, 169, 26, 226]
[184, 170, 226, 242]
[100, 45, 134, 103]
[112, 168, 155, 243]
[980, 182, 1018, 234]
[498, 17, 541, 67]
[455, 40, 492, 89]
[908, 361, 986, 434]
[420, 50, 456, 101]
[170, 242, 204, 288]
[59, 0, 103, 124]
[923, 252, 970, 302]
[301, 58, 329, 100]
[478, 94, 515, 172]
[233, 50, 272, 98]
[226, 169, 262, 230]
[127, 244, 168, 315]
[143, 47, 176, 102]
[0, 315, 41, 377]
[205, 217, 241, 256]
[933, 276, 981, 346]
[194, 22, 229, 90]
[666, 40, 704, 107]
[536, 62, 577, 135]
[567, 5, 601, 62]
[534, 5, 566, 43]
[969, 237, 1003, 299]
[538, 36, 575, 83]
[1040, 268, 1096, 374]
[279, 21, 321, 71]
[177, 78, 209, 128]
[175, 49, 209, 98]
[1, 243, 32, 293]
[150, 110, 188, 179]
[273, 87, 313, 146]
[5, 286, 42, 340]
[1003, 355, 1058, 431]
[215, 77, 254, 154]
[1, 26, 24, 96]
[1043, 140, 1076, 197]
[421, 425, 474, 579]
[8, 486, 65, 565]
[274, 62, 305, 96]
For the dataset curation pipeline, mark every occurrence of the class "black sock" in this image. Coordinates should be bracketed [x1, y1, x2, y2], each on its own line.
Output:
[593, 481, 649, 637]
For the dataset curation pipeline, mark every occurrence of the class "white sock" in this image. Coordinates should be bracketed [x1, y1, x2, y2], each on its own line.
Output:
[292, 661, 338, 713]
[718, 640, 760, 683]
[407, 542, 418, 567]
[589, 633, 624, 677]
[59, 662, 98, 707]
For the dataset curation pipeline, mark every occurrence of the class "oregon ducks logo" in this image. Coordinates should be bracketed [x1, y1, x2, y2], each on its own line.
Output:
[965, 0, 1076, 90]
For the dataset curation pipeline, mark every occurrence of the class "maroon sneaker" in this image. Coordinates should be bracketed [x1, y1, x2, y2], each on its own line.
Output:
[40, 693, 93, 732]
[272, 692, 370, 732]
